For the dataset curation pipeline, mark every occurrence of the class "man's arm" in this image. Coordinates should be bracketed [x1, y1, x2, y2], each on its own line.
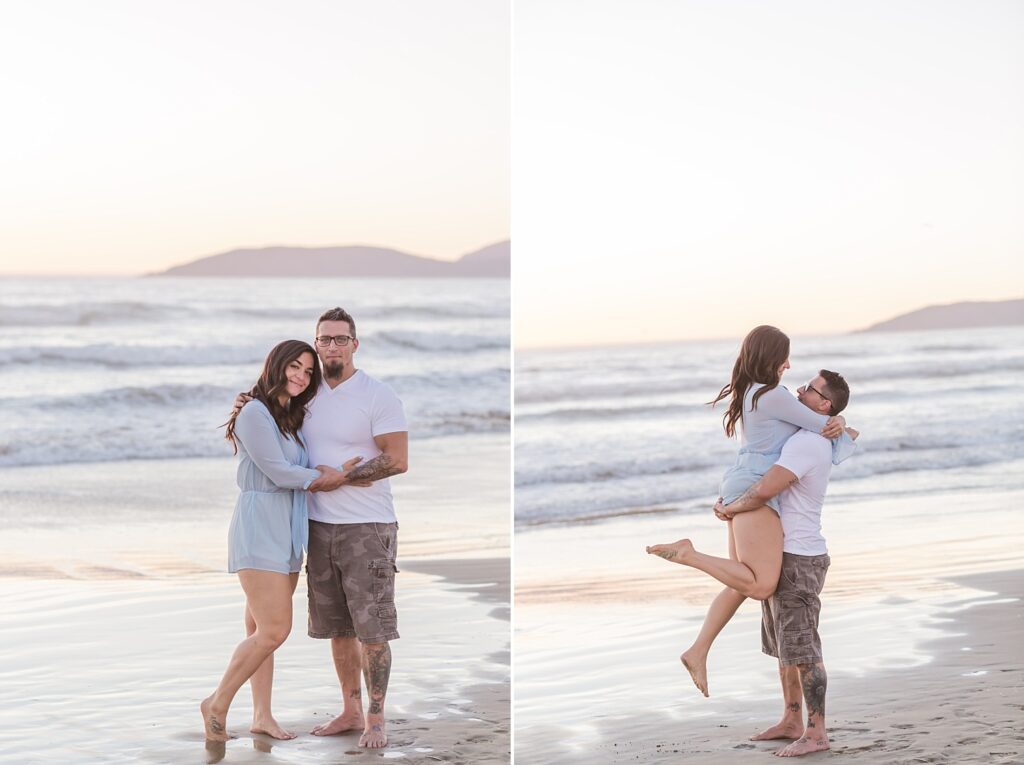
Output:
[345, 431, 408, 483]
[715, 465, 798, 517]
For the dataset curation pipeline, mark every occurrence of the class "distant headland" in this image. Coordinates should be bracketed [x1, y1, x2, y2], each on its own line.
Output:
[860, 298, 1024, 332]
[148, 240, 510, 278]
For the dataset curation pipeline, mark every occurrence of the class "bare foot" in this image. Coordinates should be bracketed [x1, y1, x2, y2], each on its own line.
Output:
[251, 715, 297, 740]
[311, 710, 366, 736]
[359, 715, 387, 748]
[200, 696, 234, 742]
[774, 735, 830, 756]
[680, 649, 709, 697]
[646, 539, 694, 564]
[751, 719, 804, 741]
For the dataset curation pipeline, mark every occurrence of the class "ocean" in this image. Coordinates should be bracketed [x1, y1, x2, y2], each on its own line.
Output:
[0, 277, 509, 468]
[515, 325, 1024, 529]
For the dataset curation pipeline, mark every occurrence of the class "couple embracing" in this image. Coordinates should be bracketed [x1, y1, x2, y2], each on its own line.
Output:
[649, 325, 858, 758]
[201, 307, 407, 749]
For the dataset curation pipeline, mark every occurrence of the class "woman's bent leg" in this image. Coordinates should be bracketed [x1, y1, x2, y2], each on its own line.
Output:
[249, 572, 300, 739]
[201, 570, 294, 741]
[647, 506, 783, 600]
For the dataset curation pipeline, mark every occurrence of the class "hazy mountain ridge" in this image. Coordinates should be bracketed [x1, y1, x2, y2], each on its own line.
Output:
[150, 240, 510, 278]
[861, 298, 1024, 332]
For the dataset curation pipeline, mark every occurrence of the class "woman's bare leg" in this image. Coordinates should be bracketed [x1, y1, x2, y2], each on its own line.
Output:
[249, 572, 300, 739]
[647, 506, 783, 600]
[200, 570, 294, 741]
[680, 521, 744, 696]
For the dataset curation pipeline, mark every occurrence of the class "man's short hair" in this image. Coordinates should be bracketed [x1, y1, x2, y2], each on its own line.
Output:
[317, 307, 357, 338]
[819, 369, 849, 416]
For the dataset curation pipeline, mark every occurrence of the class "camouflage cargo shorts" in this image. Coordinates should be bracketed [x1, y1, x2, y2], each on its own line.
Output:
[307, 520, 399, 643]
[761, 552, 830, 666]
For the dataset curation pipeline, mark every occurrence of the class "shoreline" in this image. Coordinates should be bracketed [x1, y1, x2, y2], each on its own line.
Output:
[0, 439, 510, 765]
[516, 568, 1023, 763]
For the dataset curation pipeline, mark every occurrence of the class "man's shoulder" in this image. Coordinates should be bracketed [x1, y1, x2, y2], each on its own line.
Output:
[786, 429, 831, 458]
[356, 370, 401, 400]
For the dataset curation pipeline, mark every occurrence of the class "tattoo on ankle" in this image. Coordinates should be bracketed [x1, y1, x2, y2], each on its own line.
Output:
[787, 702, 800, 713]
[209, 717, 224, 734]
[369, 701, 382, 714]
[349, 688, 361, 700]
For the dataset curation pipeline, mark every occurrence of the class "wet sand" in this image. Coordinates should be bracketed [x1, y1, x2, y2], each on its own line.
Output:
[515, 481, 1024, 763]
[0, 434, 510, 765]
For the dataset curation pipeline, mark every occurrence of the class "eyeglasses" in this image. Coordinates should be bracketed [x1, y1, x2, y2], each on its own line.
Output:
[803, 382, 830, 402]
[316, 335, 355, 347]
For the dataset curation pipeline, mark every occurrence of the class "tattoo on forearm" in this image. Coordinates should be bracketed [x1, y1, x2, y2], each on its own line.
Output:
[800, 663, 827, 723]
[729, 484, 762, 513]
[347, 454, 401, 483]
[362, 643, 391, 717]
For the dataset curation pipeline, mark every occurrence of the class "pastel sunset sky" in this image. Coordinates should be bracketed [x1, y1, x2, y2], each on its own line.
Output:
[515, 0, 1023, 345]
[0, 1, 509, 276]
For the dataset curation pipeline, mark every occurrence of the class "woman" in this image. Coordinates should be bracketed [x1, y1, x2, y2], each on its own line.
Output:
[647, 325, 854, 697]
[201, 340, 354, 742]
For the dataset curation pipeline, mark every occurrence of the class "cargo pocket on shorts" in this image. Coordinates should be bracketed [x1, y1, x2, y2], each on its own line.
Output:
[369, 558, 398, 603]
[376, 602, 398, 632]
[782, 628, 813, 654]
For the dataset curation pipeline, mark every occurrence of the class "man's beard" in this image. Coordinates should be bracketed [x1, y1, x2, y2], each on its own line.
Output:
[324, 360, 346, 378]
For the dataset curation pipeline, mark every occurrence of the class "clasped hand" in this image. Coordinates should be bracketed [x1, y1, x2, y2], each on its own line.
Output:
[712, 496, 733, 521]
[308, 456, 374, 492]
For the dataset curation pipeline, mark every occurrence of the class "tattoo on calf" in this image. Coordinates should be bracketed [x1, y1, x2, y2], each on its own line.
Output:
[800, 663, 827, 722]
[347, 454, 400, 483]
[363, 643, 392, 717]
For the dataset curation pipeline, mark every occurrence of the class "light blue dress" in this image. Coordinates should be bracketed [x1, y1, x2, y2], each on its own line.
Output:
[719, 384, 856, 514]
[227, 400, 322, 574]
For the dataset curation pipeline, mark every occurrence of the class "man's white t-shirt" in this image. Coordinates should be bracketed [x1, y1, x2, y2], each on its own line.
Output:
[303, 370, 407, 524]
[774, 429, 833, 556]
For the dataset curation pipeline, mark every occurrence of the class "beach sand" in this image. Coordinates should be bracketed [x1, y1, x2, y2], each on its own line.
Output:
[0, 434, 510, 765]
[515, 476, 1024, 764]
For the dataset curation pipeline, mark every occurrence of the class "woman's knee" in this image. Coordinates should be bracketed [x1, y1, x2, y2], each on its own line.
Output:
[256, 623, 291, 649]
[749, 573, 780, 601]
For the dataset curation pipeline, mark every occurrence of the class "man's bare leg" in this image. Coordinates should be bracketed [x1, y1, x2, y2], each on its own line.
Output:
[359, 642, 391, 748]
[775, 662, 829, 756]
[752, 663, 804, 740]
[681, 587, 745, 697]
[311, 636, 365, 735]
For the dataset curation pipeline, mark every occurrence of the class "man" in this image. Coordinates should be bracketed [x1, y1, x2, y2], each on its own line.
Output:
[295, 306, 409, 749]
[713, 369, 851, 758]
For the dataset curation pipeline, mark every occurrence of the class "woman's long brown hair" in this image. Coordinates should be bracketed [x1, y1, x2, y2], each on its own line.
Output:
[708, 325, 791, 438]
[224, 339, 322, 453]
